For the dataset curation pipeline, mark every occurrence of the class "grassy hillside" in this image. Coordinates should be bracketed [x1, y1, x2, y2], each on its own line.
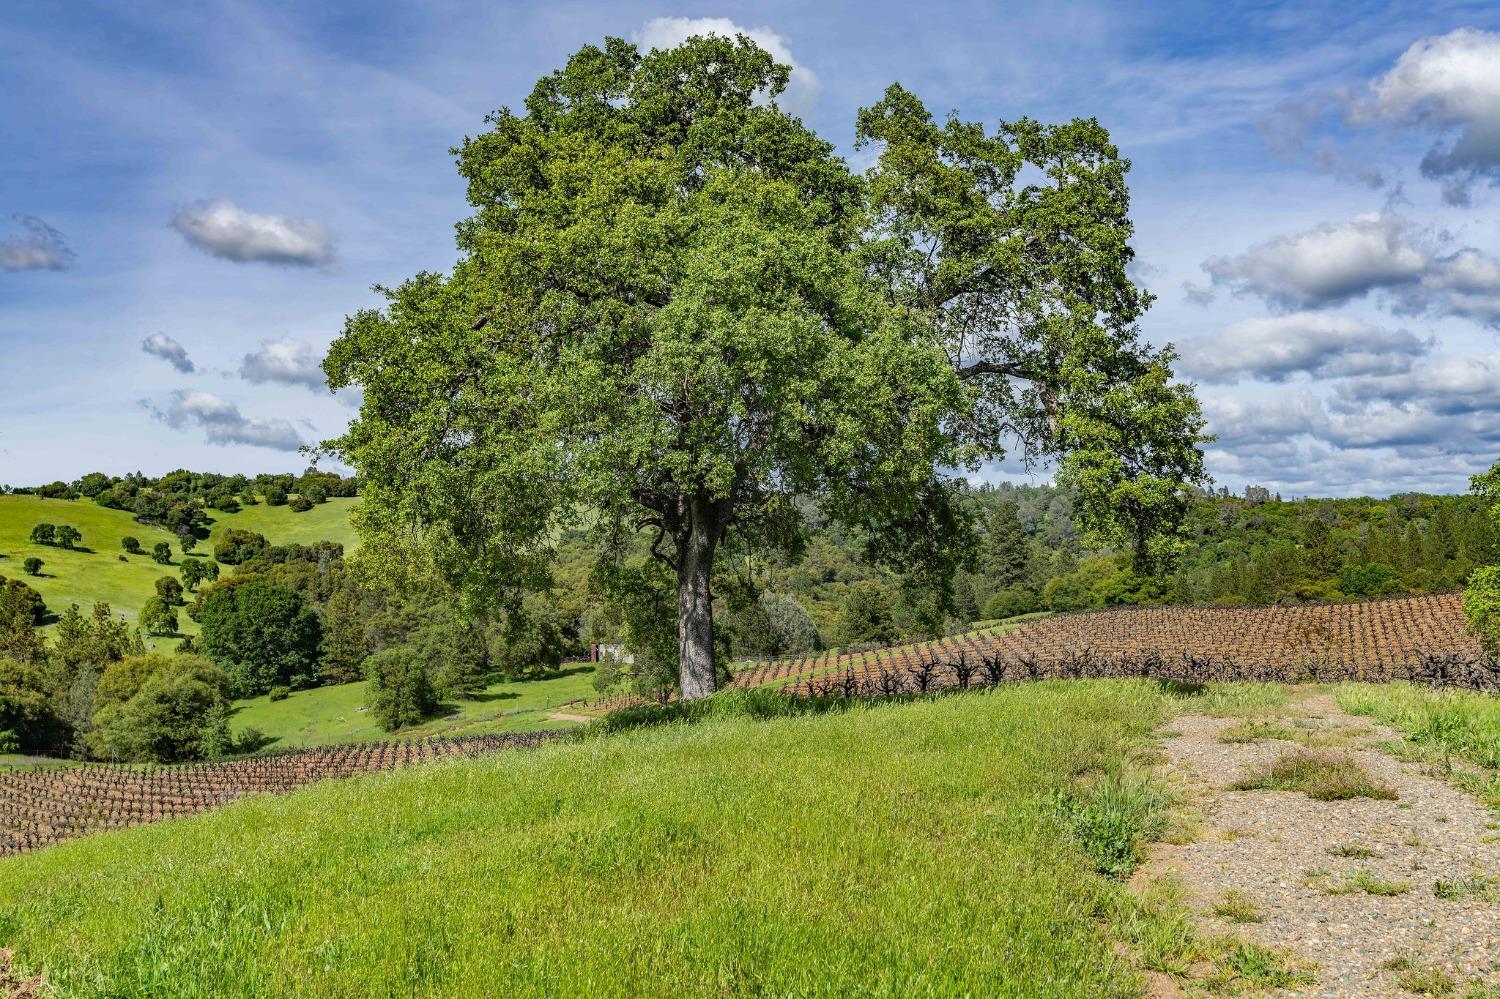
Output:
[232, 667, 599, 749]
[0, 494, 188, 635]
[0, 494, 358, 636]
[204, 495, 360, 552]
[0, 682, 1174, 997]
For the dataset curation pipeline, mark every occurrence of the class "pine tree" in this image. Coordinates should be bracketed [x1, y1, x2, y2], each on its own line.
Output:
[1302, 518, 1342, 579]
[317, 588, 369, 685]
[983, 500, 1030, 588]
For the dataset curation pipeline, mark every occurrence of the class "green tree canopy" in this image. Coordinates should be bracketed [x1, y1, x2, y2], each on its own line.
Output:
[323, 34, 1205, 699]
[364, 646, 438, 731]
[89, 654, 232, 763]
[198, 579, 322, 695]
[1464, 460, 1500, 655]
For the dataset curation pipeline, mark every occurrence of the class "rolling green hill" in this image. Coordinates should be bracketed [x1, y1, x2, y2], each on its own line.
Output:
[0, 494, 191, 636]
[0, 682, 1180, 997]
[204, 496, 360, 553]
[0, 494, 359, 637]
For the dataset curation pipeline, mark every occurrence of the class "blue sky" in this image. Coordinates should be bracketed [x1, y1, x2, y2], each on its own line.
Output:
[3, 1, 1500, 497]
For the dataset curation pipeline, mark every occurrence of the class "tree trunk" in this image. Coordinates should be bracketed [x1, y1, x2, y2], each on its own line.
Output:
[675, 495, 723, 701]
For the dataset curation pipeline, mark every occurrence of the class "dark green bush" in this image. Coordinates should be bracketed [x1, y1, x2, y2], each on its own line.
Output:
[364, 646, 438, 731]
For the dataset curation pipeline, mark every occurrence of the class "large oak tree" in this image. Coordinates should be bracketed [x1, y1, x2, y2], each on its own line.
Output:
[324, 34, 1206, 699]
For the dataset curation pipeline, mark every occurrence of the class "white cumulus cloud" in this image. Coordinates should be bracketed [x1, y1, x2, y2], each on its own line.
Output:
[171, 199, 335, 267]
[1353, 27, 1500, 205]
[239, 337, 327, 391]
[1203, 212, 1427, 309]
[1202, 212, 1500, 327]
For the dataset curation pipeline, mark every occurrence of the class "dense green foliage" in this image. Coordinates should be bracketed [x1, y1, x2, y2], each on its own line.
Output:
[363, 645, 439, 731]
[1463, 460, 1500, 654]
[198, 579, 323, 696]
[213, 529, 267, 566]
[0, 683, 1177, 997]
[138, 594, 178, 637]
[86, 653, 233, 762]
[323, 32, 1206, 701]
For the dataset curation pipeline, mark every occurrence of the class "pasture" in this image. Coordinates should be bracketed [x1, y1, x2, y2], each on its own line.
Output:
[0, 683, 1183, 997]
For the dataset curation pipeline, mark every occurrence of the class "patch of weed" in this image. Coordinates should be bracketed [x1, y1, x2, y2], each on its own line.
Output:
[1232, 748, 1398, 801]
[1211, 889, 1264, 923]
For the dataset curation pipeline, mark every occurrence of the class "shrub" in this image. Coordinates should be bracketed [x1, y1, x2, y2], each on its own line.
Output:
[1464, 564, 1500, 657]
[364, 646, 438, 731]
[290, 495, 314, 513]
[0, 576, 47, 625]
[213, 529, 268, 565]
[198, 579, 322, 696]
[89, 654, 233, 763]
[1050, 771, 1167, 878]
[760, 592, 821, 654]
[983, 585, 1040, 621]
[22, 557, 42, 576]
[1337, 563, 1403, 598]
[838, 580, 897, 646]
[121, 536, 142, 555]
[263, 485, 288, 506]
[268, 685, 290, 702]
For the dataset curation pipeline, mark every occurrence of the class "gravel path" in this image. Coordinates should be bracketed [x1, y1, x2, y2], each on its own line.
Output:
[1152, 692, 1500, 997]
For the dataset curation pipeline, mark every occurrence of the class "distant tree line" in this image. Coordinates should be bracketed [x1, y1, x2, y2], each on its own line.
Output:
[585, 481, 1500, 696]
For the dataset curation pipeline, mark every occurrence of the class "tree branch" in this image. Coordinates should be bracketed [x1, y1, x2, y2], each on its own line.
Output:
[955, 359, 1029, 381]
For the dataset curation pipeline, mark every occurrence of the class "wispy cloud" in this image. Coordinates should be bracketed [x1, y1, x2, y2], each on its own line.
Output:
[148, 389, 303, 451]
[140, 332, 195, 373]
[0, 215, 74, 271]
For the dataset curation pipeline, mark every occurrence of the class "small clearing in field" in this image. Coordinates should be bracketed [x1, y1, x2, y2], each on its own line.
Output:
[1150, 692, 1500, 997]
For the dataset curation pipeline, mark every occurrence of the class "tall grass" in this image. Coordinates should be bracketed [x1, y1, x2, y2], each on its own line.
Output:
[1337, 684, 1500, 770]
[1337, 683, 1500, 808]
[0, 682, 1173, 998]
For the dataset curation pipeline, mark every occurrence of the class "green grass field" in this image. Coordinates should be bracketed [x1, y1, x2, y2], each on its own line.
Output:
[204, 496, 360, 553]
[0, 494, 189, 635]
[0, 682, 1180, 997]
[232, 667, 601, 749]
[0, 494, 359, 638]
